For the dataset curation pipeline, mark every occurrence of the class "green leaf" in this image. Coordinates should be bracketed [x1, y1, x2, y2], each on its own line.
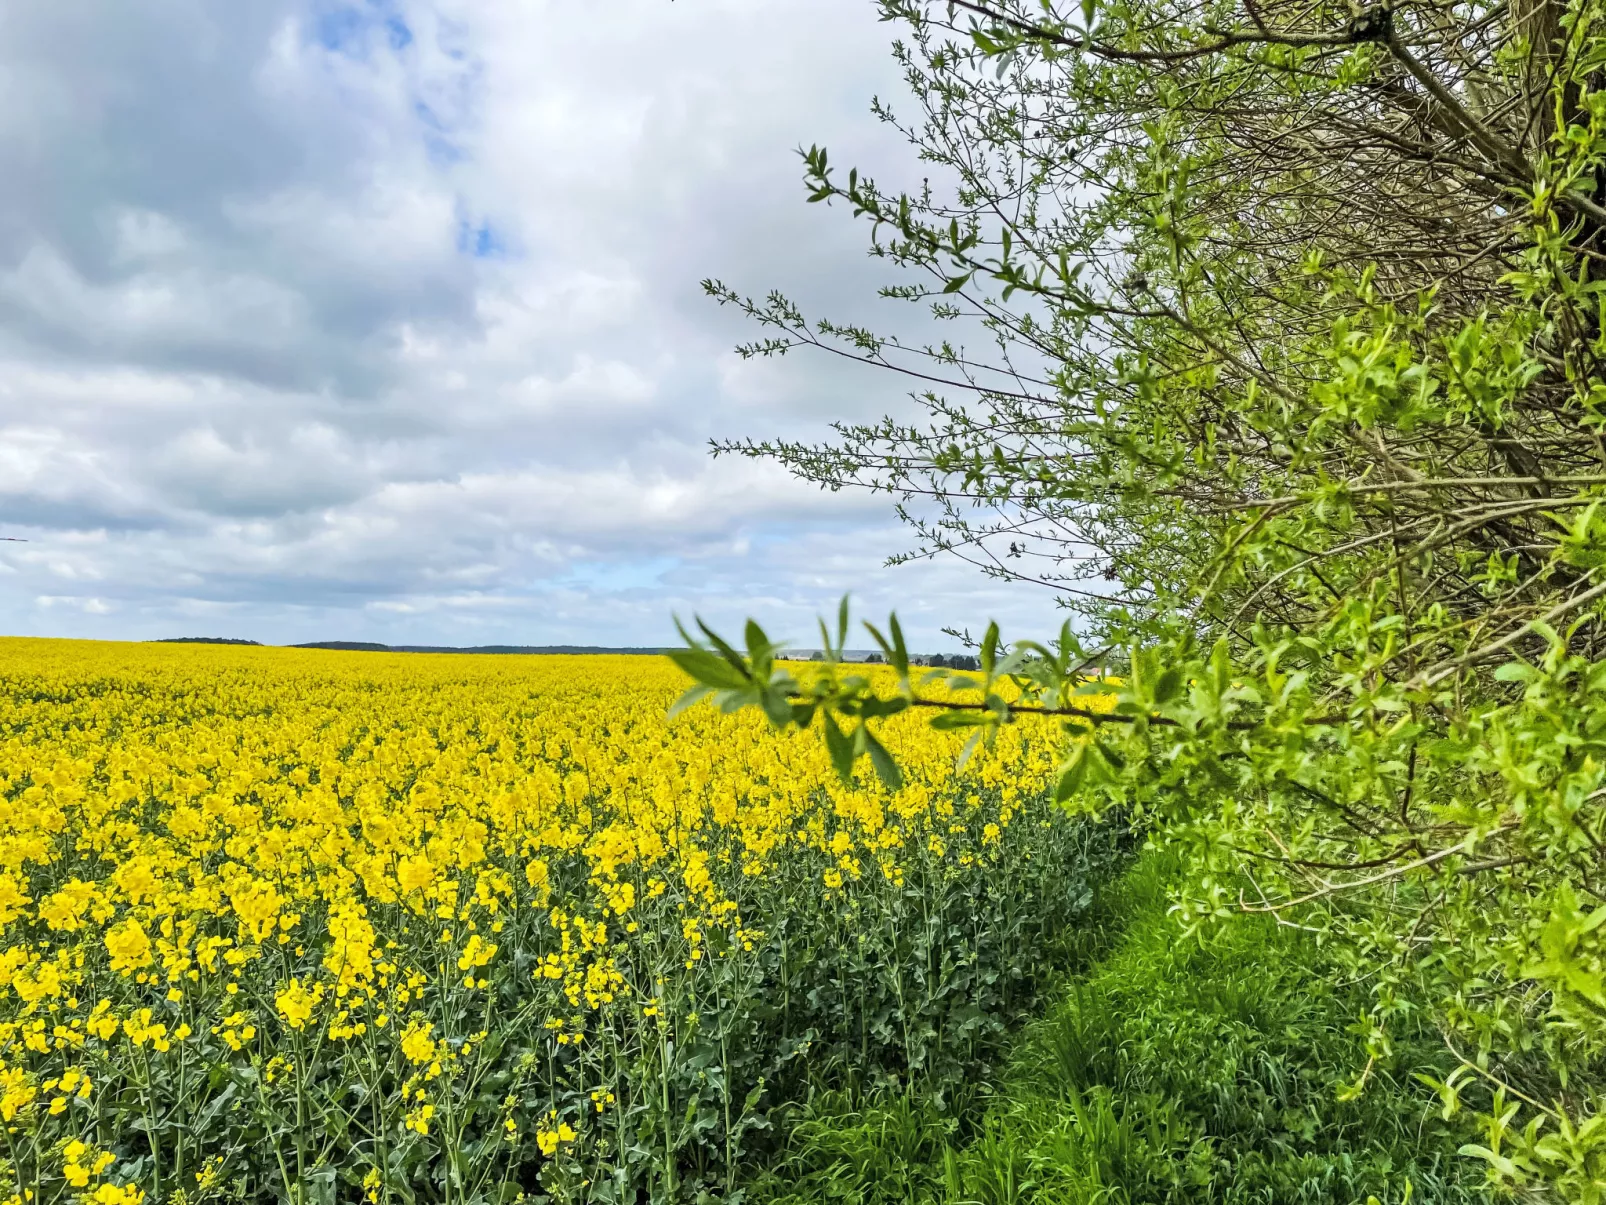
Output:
[859, 695, 911, 719]
[1153, 666, 1184, 704]
[667, 684, 714, 720]
[862, 728, 904, 791]
[956, 728, 984, 771]
[822, 712, 856, 783]
[757, 685, 794, 729]
[1055, 744, 1088, 802]
[715, 686, 761, 714]
[1094, 739, 1125, 771]
[929, 710, 991, 730]
[1055, 619, 1077, 674]
[745, 618, 776, 665]
[863, 618, 911, 682]
[664, 648, 750, 691]
[981, 622, 1001, 677]
[1209, 637, 1231, 698]
[890, 612, 911, 680]
[697, 617, 754, 679]
[993, 649, 1030, 678]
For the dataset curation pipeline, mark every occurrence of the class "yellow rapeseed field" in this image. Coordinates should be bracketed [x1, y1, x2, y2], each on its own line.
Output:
[0, 639, 1111, 1205]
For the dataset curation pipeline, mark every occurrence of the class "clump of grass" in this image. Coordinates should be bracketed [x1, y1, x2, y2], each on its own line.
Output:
[753, 855, 1492, 1205]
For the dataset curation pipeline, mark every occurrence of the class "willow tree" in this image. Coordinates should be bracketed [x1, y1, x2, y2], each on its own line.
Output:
[676, 0, 1606, 1192]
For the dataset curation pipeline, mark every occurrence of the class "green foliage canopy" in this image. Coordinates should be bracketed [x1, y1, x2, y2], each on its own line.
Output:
[674, 0, 1606, 1194]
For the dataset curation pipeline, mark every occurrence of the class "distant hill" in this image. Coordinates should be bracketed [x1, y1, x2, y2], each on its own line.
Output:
[292, 642, 667, 655]
[154, 639, 959, 661]
[154, 637, 262, 646]
[394, 645, 669, 655]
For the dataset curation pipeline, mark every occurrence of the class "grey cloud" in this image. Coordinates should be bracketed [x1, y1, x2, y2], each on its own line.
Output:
[0, 0, 484, 393]
[0, 0, 1047, 651]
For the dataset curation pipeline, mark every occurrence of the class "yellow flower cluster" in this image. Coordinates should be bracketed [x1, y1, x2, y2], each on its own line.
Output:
[0, 638, 1095, 1200]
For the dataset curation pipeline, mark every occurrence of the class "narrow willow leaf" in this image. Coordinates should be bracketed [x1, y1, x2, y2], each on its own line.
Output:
[822, 712, 855, 783]
[1493, 662, 1535, 682]
[955, 728, 984, 771]
[697, 618, 754, 679]
[863, 620, 895, 667]
[862, 728, 904, 791]
[981, 622, 1001, 677]
[666, 684, 714, 719]
[859, 695, 910, 719]
[1055, 744, 1088, 802]
[1094, 739, 1125, 771]
[664, 648, 749, 691]
[890, 612, 911, 680]
[744, 619, 773, 665]
[758, 686, 794, 729]
[929, 710, 990, 729]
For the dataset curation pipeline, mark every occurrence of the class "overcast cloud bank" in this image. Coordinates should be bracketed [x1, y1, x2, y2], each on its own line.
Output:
[0, 0, 1064, 649]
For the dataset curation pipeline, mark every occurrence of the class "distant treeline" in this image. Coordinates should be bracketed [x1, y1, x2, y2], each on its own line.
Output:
[154, 637, 263, 646]
[292, 642, 669, 655]
[149, 638, 972, 662]
[149, 638, 669, 654]
[805, 651, 980, 670]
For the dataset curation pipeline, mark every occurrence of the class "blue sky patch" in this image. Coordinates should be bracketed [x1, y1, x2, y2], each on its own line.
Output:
[313, 6, 367, 53]
[386, 15, 413, 50]
[311, 2, 412, 57]
[456, 219, 504, 259]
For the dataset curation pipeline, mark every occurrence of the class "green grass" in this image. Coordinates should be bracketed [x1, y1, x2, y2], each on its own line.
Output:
[750, 855, 1493, 1205]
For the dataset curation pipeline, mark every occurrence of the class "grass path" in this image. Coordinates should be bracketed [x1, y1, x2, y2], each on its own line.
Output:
[752, 855, 1493, 1205]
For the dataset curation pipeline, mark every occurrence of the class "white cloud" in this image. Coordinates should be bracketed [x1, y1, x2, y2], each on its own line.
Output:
[0, 0, 1068, 651]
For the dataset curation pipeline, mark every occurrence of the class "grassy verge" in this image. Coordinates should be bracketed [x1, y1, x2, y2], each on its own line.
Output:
[750, 854, 1492, 1205]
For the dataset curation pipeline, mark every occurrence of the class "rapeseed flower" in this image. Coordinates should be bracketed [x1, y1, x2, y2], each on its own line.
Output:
[0, 639, 1108, 1199]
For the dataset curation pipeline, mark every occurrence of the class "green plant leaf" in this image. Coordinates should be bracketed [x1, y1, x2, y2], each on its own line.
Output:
[667, 684, 714, 719]
[665, 647, 750, 691]
[1153, 666, 1184, 704]
[1055, 744, 1088, 802]
[822, 711, 856, 783]
[862, 727, 904, 790]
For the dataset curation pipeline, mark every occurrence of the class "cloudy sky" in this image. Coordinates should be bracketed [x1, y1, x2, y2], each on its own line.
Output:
[0, 0, 1061, 650]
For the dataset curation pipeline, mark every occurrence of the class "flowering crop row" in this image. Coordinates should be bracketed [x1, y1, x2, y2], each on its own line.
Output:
[0, 639, 1115, 1204]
